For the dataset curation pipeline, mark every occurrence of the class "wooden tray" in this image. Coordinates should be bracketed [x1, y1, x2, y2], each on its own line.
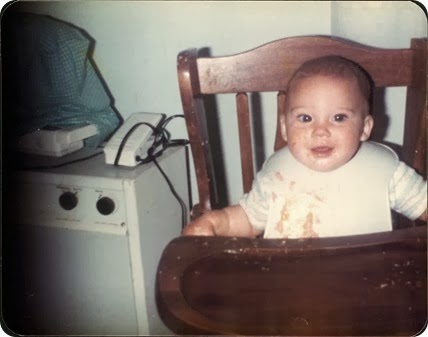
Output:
[156, 226, 427, 335]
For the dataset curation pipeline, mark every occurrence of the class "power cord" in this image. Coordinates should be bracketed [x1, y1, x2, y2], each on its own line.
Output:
[152, 157, 189, 229]
[116, 114, 190, 228]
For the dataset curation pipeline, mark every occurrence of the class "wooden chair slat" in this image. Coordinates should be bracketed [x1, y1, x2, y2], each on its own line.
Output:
[236, 92, 254, 193]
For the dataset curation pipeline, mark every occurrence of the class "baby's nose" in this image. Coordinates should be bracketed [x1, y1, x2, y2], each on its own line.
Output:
[312, 121, 331, 137]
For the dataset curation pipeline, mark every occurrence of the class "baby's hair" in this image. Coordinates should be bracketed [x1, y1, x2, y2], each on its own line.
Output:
[286, 55, 373, 112]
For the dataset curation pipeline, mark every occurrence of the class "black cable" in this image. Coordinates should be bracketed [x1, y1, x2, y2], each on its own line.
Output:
[152, 156, 188, 229]
[117, 114, 189, 228]
[109, 114, 190, 227]
[142, 115, 189, 228]
[114, 122, 156, 166]
[161, 114, 185, 129]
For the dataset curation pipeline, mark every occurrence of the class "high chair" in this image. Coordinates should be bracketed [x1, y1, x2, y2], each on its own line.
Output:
[157, 36, 427, 335]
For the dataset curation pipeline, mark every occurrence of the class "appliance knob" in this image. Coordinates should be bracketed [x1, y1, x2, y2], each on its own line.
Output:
[59, 191, 78, 210]
[96, 197, 115, 215]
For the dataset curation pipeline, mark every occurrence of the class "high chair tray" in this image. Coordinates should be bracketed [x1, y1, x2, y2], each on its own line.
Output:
[156, 226, 427, 335]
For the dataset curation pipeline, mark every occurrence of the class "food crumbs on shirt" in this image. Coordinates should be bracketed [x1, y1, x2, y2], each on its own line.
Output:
[275, 219, 283, 234]
[275, 171, 284, 181]
[303, 212, 318, 238]
[275, 203, 289, 234]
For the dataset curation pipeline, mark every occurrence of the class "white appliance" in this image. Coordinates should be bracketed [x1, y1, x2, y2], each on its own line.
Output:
[4, 147, 189, 335]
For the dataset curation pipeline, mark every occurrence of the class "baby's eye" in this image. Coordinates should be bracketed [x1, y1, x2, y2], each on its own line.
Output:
[297, 114, 312, 123]
[332, 114, 348, 122]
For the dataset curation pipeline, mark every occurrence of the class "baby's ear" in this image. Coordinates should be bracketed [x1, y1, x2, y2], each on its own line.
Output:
[360, 115, 374, 141]
[280, 114, 288, 142]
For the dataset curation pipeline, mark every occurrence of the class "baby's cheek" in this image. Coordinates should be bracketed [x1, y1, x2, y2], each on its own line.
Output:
[287, 132, 306, 150]
[286, 141, 298, 155]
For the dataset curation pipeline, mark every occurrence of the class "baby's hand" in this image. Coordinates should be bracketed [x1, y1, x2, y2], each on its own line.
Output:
[181, 219, 215, 236]
[181, 205, 258, 237]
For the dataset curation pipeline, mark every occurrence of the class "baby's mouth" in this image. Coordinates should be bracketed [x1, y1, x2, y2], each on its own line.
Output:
[311, 146, 333, 157]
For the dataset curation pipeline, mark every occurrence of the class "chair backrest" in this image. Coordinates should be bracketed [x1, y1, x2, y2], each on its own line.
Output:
[157, 225, 427, 335]
[177, 35, 427, 216]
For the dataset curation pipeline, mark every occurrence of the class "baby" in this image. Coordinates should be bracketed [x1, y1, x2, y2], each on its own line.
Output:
[182, 56, 427, 239]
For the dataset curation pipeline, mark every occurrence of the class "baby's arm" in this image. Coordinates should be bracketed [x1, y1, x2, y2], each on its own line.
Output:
[389, 162, 427, 222]
[182, 204, 263, 237]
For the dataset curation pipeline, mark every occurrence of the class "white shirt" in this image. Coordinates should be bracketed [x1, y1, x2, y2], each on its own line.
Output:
[239, 141, 427, 239]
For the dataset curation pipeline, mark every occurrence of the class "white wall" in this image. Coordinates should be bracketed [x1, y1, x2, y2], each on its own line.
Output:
[331, 1, 427, 146]
[8, 1, 426, 205]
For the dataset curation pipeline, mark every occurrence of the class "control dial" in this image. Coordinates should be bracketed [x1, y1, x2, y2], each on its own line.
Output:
[59, 191, 78, 210]
[96, 196, 116, 215]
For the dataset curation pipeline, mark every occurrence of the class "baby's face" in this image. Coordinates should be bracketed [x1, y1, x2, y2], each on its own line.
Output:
[281, 75, 373, 172]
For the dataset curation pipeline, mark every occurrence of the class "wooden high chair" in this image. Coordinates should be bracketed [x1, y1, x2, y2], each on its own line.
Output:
[156, 36, 427, 335]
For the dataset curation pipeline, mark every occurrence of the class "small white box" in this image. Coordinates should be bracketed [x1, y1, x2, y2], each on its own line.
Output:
[16, 124, 98, 157]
